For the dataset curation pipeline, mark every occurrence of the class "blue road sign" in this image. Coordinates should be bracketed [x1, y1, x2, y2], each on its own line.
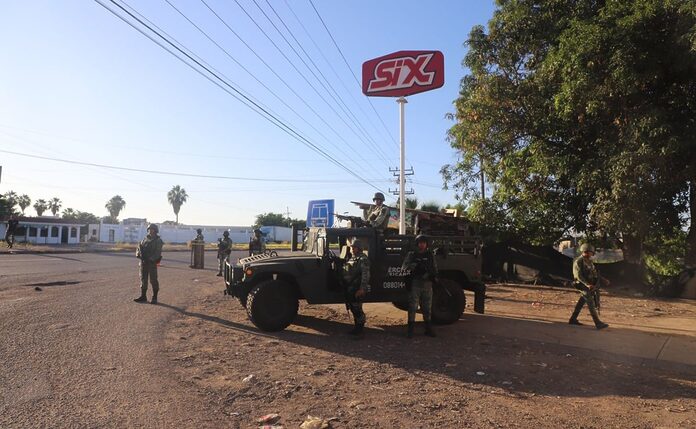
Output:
[307, 199, 334, 227]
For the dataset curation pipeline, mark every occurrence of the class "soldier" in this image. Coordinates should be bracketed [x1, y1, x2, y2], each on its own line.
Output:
[5, 215, 19, 248]
[249, 228, 266, 256]
[134, 224, 164, 304]
[342, 239, 370, 336]
[364, 192, 390, 232]
[194, 228, 204, 242]
[401, 235, 438, 338]
[570, 243, 609, 329]
[217, 230, 233, 276]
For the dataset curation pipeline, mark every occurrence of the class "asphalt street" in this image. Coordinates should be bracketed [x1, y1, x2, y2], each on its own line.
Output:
[0, 250, 243, 428]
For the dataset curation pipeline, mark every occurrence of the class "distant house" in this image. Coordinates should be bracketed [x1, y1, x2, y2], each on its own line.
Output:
[0, 216, 84, 245]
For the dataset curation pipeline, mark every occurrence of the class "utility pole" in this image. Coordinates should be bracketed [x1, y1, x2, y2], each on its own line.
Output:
[285, 206, 291, 227]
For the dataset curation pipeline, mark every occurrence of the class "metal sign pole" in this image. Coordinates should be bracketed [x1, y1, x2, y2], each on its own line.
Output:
[397, 96, 407, 234]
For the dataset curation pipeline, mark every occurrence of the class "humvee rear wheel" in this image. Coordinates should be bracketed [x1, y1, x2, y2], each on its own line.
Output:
[431, 278, 466, 324]
[246, 279, 298, 331]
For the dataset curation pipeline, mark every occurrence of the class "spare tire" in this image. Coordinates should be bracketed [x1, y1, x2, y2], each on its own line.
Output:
[246, 279, 298, 331]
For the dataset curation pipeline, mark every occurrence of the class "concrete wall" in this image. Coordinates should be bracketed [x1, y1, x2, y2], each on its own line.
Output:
[2, 223, 81, 245]
[88, 223, 258, 244]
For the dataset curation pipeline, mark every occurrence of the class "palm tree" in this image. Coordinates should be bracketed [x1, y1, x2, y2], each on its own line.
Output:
[3, 191, 18, 211]
[62, 208, 77, 219]
[16, 194, 31, 214]
[105, 195, 127, 221]
[167, 185, 188, 224]
[48, 198, 62, 216]
[33, 199, 48, 216]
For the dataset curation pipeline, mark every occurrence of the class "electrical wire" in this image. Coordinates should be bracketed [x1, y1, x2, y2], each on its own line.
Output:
[308, 0, 398, 149]
[93, 0, 386, 193]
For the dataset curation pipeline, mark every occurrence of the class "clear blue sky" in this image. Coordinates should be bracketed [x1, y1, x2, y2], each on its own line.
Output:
[0, 0, 496, 226]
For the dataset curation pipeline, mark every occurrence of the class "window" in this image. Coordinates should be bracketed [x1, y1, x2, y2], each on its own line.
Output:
[70, 228, 77, 238]
[92, 229, 97, 235]
[29, 227, 37, 237]
[51, 226, 59, 237]
[40, 227, 48, 237]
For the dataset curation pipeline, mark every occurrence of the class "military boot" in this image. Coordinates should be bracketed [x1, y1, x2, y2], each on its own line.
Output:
[588, 302, 608, 330]
[569, 298, 585, 325]
[407, 321, 414, 339]
[134, 294, 147, 303]
[349, 322, 364, 335]
[424, 321, 436, 337]
[150, 293, 158, 305]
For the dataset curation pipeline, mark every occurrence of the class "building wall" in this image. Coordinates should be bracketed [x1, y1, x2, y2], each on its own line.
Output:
[88, 223, 258, 244]
[2, 223, 80, 244]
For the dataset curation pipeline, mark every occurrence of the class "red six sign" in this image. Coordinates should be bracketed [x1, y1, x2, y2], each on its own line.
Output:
[362, 50, 444, 97]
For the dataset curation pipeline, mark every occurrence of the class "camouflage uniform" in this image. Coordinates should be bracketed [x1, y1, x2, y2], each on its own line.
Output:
[364, 192, 390, 232]
[365, 204, 390, 232]
[571, 250, 608, 329]
[249, 234, 266, 256]
[402, 249, 438, 323]
[217, 235, 233, 275]
[342, 251, 370, 329]
[136, 230, 164, 302]
[5, 218, 18, 248]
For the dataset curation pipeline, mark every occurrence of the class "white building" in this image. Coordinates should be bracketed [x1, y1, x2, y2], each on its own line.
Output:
[1, 216, 83, 245]
[88, 221, 261, 244]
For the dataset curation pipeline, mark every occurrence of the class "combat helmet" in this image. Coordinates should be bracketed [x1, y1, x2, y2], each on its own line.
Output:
[373, 192, 385, 202]
[351, 239, 364, 249]
[223, 230, 229, 237]
[147, 223, 159, 233]
[579, 243, 595, 253]
[414, 234, 429, 245]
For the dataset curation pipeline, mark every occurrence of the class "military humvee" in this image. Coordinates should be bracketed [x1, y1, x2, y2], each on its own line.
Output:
[224, 213, 485, 332]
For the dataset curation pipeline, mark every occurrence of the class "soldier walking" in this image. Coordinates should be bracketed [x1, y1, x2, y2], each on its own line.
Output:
[570, 243, 609, 329]
[402, 235, 438, 338]
[364, 192, 390, 232]
[134, 224, 164, 304]
[342, 239, 370, 336]
[5, 215, 19, 248]
[217, 230, 233, 276]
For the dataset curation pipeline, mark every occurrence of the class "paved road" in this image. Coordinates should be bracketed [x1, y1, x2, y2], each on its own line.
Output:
[0, 251, 243, 428]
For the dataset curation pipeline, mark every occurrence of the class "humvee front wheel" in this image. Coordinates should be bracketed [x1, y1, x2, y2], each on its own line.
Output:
[431, 278, 466, 324]
[246, 279, 298, 331]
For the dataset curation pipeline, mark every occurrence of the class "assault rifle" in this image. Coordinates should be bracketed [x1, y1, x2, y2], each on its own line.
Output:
[592, 270, 602, 314]
[335, 213, 368, 228]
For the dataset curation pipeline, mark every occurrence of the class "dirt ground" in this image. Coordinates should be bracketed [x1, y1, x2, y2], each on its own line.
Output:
[165, 280, 696, 429]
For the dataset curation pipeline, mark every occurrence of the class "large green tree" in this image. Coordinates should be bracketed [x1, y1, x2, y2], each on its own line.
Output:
[167, 185, 188, 224]
[445, 0, 696, 268]
[254, 212, 288, 229]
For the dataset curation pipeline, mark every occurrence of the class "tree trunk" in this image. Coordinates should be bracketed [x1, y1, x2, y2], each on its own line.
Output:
[621, 233, 643, 265]
[687, 179, 696, 268]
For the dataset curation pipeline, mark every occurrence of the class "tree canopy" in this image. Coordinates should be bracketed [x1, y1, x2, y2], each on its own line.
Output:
[445, 0, 696, 268]
[105, 195, 126, 220]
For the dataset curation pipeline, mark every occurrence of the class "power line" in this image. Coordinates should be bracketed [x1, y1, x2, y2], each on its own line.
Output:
[252, 0, 391, 164]
[281, 0, 397, 156]
[0, 148, 387, 184]
[159, 0, 372, 173]
[92, 0, 386, 193]
[194, 0, 384, 178]
[308, 0, 398, 148]
[222, 0, 391, 168]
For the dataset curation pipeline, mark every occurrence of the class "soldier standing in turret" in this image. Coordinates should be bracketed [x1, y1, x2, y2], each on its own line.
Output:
[217, 230, 233, 276]
[570, 243, 609, 329]
[364, 192, 390, 233]
[342, 239, 370, 336]
[402, 235, 438, 338]
[134, 224, 164, 304]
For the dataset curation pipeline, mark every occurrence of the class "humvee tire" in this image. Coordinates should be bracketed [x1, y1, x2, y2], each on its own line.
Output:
[246, 279, 298, 331]
[238, 294, 248, 309]
[431, 278, 466, 324]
